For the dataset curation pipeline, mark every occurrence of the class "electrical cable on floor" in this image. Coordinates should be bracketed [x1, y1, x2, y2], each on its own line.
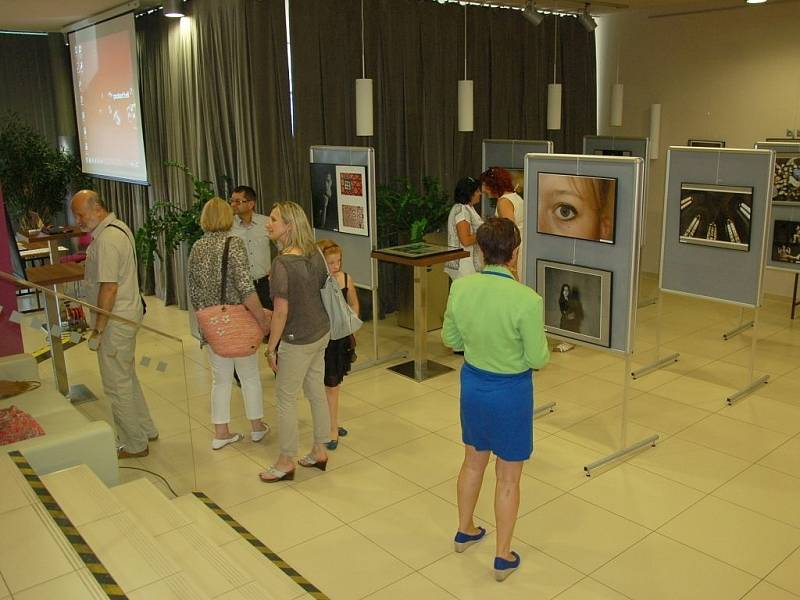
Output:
[119, 466, 179, 497]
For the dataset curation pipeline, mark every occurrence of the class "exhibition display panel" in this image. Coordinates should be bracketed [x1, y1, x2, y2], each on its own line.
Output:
[481, 139, 553, 216]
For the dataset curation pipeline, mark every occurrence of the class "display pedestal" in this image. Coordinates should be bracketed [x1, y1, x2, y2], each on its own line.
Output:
[372, 246, 468, 382]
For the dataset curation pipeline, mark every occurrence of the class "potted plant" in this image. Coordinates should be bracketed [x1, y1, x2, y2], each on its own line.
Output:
[0, 113, 88, 231]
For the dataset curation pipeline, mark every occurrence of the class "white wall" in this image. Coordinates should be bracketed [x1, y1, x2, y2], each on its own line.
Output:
[595, 2, 800, 297]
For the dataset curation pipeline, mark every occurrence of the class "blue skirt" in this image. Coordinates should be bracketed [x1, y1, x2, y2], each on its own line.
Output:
[460, 362, 534, 462]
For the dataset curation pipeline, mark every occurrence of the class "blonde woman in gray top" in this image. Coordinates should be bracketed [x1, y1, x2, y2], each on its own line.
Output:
[259, 201, 332, 483]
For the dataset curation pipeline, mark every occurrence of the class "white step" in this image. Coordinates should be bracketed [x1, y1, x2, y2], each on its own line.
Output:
[172, 494, 240, 546]
[41, 464, 123, 526]
[112, 478, 191, 537]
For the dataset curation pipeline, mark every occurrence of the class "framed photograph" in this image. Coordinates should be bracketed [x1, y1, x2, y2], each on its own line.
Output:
[537, 172, 617, 244]
[688, 139, 726, 148]
[536, 259, 612, 347]
[679, 183, 753, 251]
[592, 148, 632, 157]
[772, 219, 800, 265]
[377, 242, 460, 258]
[772, 153, 800, 204]
[310, 163, 370, 236]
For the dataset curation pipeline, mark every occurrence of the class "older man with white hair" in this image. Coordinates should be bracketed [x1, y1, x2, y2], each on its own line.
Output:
[70, 190, 158, 458]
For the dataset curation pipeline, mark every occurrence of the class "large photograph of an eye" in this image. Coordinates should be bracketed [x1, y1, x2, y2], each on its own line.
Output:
[537, 173, 617, 244]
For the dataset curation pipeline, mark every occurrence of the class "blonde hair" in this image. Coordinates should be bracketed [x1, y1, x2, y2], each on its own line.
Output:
[200, 197, 234, 232]
[272, 201, 317, 256]
[317, 239, 342, 257]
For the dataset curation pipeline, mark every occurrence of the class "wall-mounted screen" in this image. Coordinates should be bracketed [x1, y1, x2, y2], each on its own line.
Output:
[68, 13, 148, 184]
[537, 173, 617, 244]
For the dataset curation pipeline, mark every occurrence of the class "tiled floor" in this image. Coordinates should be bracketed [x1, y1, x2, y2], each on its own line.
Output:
[5, 279, 800, 600]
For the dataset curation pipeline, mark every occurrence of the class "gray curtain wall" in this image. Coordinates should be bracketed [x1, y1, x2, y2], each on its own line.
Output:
[290, 0, 597, 201]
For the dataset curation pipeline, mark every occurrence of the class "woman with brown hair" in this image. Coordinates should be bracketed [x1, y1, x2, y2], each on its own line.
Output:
[480, 167, 525, 279]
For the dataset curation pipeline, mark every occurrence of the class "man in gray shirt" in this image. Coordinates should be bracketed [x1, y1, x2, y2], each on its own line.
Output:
[230, 185, 272, 309]
[71, 190, 158, 459]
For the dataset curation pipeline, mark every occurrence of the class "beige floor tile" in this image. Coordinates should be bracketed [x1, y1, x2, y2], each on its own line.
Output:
[339, 410, 429, 456]
[677, 414, 790, 462]
[363, 573, 454, 600]
[752, 374, 800, 407]
[624, 392, 711, 435]
[650, 374, 737, 411]
[572, 464, 704, 529]
[742, 581, 800, 600]
[534, 398, 605, 434]
[293, 459, 422, 523]
[687, 359, 770, 392]
[532, 363, 585, 392]
[759, 436, 800, 479]
[421, 532, 583, 600]
[0, 574, 8, 599]
[227, 487, 342, 552]
[371, 433, 465, 489]
[280, 526, 412, 600]
[554, 577, 631, 600]
[547, 345, 623, 374]
[659, 495, 800, 577]
[546, 374, 632, 411]
[558, 404, 664, 453]
[714, 465, 800, 529]
[430, 471, 563, 526]
[767, 546, 800, 596]
[628, 436, 750, 492]
[343, 372, 432, 408]
[336, 389, 382, 422]
[515, 493, 649, 573]
[593, 533, 757, 600]
[721, 346, 800, 377]
[720, 395, 800, 435]
[420, 367, 461, 390]
[351, 491, 471, 569]
[0, 505, 75, 594]
[522, 435, 600, 491]
[434, 422, 463, 445]
[384, 389, 460, 432]
[12, 569, 106, 600]
[0, 455, 33, 516]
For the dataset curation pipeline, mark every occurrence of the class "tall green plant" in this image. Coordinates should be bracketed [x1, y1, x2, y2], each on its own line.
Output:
[376, 176, 450, 243]
[0, 113, 89, 227]
[135, 161, 216, 266]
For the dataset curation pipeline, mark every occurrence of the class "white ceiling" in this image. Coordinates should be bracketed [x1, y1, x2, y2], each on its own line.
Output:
[0, 0, 774, 32]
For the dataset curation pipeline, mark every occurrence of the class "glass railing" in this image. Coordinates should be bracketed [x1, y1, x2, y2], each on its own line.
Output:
[0, 270, 197, 496]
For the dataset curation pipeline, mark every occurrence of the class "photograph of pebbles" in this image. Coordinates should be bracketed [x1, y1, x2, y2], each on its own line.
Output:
[772, 153, 800, 204]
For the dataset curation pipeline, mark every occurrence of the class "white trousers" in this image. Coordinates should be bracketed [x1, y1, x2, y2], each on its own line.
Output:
[206, 347, 264, 424]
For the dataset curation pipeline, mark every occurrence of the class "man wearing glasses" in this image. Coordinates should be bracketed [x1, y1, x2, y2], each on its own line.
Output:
[230, 185, 272, 310]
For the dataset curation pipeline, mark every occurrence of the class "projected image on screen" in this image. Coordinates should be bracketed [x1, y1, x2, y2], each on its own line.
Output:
[69, 13, 148, 184]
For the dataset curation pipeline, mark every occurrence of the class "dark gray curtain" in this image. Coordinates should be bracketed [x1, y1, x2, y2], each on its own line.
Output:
[290, 0, 597, 200]
[0, 33, 58, 144]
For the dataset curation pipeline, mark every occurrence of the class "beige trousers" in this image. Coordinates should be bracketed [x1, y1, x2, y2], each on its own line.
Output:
[275, 333, 331, 456]
[97, 320, 157, 452]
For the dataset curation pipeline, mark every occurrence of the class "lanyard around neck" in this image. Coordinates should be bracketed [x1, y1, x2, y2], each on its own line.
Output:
[482, 270, 514, 280]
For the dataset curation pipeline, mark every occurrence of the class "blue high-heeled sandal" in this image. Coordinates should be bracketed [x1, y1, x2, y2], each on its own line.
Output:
[453, 526, 486, 552]
[493, 551, 520, 581]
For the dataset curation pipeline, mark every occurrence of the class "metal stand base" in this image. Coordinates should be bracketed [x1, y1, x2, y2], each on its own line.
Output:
[722, 320, 754, 341]
[584, 434, 660, 476]
[68, 384, 98, 405]
[389, 359, 452, 382]
[351, 351, 408, 373]
[726, 375, 770, 405]
[631, 353, 679, 380]
[534, 402, 556, 417]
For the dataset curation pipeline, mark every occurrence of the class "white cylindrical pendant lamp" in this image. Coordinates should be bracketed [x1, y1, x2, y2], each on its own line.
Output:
[610, 83, 624, 127]
[649, 103, 662, 160]
[355, 78, 373, 137]
[547, 83, 562, 130]
[458, 80, 474, 132]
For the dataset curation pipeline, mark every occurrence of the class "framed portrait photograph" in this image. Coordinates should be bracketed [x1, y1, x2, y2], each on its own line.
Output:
[537, 172, 617, 244]
[772, 153, 800, 204]
[688, 139, 726, 148]
[592, 148, 632, 157]
[772, 219, 800, 265]
[310, 163, 370, 236]
[679, 183, 753, 251]
[536, 259, 613, 347]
